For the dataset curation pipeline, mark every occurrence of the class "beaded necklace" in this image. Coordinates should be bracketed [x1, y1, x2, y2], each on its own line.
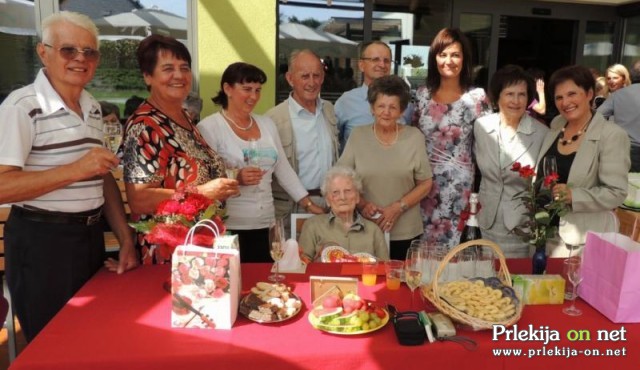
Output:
[558, 114, 593, 146]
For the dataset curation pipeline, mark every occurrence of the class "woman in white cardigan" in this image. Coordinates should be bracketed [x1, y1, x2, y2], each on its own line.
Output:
[199, 62, 324, 262]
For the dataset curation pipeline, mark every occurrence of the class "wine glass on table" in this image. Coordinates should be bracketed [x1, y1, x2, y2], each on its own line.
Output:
[103, 121, 122, 154]
[268, 218, 286, 282]
[563, 256, 584, 316]
[405, 245, 425, 310]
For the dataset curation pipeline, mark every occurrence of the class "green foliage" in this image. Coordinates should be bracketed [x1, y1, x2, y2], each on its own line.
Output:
[89, 68, 147, 92]
[403, 54, 424, 68]
[288, 15, 321, 29]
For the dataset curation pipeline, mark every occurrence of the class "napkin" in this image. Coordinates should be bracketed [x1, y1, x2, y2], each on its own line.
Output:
[273, 239, 307, 273]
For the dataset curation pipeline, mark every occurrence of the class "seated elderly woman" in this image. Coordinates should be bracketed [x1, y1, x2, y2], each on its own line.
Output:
[299, 166, 389, 262]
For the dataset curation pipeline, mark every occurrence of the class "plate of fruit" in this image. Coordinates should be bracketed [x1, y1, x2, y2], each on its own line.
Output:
[239, 282, 303, 324]
[308, 293, 388, 335]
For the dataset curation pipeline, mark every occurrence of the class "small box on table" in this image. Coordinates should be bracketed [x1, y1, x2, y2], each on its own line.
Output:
[512, 274, 565, 305]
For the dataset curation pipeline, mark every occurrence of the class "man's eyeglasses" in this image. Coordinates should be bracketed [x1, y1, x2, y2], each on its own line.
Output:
[43, 43, 100, 61]
[361, 57, 393, 65]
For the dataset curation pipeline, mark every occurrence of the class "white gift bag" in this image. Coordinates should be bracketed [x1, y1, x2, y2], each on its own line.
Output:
[171, 220, 241, 329]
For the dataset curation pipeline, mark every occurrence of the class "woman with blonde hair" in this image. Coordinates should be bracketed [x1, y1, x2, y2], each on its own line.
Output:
[593, 76, 608, 109]
[606, 64, 631, 93]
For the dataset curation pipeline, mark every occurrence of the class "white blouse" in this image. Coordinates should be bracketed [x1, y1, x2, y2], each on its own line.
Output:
[198, 112, 308, 229]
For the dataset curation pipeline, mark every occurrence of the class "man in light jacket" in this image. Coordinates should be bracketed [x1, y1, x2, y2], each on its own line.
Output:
[265, 50, 339, 223]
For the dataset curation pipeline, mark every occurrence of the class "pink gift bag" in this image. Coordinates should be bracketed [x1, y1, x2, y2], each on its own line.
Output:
[579, 231, 640, 323]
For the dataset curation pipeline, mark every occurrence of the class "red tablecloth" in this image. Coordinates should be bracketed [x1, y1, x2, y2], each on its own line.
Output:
[9, 259, 640, 370]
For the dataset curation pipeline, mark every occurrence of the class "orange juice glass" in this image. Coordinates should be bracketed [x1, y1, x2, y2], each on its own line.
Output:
[362, 261, 378, 286]
[384, 260, 404, 290]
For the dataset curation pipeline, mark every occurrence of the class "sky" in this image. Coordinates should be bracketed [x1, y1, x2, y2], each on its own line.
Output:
[139, 0, 186, 17]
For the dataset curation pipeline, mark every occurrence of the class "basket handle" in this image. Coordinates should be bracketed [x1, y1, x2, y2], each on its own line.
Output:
[430, 239, 511, 300]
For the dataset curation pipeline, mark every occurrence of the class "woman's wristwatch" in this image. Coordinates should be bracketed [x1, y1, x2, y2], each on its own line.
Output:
[399, 199, 408, 212]
[303, 199, 313, 211]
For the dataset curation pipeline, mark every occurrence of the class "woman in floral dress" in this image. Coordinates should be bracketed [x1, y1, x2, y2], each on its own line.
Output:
[414, 28, 491, 248]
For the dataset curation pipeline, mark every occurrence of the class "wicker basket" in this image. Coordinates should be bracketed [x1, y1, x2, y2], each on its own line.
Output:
[422, 239, 523, 330]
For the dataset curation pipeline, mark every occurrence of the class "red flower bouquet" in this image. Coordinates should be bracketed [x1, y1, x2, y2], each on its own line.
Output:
[130, 187, 226, 262]
[510, 162, 568, 249]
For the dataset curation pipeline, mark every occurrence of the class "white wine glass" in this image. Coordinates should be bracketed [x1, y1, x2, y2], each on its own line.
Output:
[268, 218, 286, 282]
[245, 139, 260, 167]
[563, 256, 583, 316]
[405, 246, 425, 310]
[223, 157, 242, 197]
[103, 121, 122, 154]
[543, 156, 558, 186]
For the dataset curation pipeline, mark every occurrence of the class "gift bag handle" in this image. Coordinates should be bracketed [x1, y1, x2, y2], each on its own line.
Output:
[183, 219, 221, 247]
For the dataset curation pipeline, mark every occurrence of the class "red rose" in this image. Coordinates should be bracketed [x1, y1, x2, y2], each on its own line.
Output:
[179, 202, 198, 220]
[544, 173, 559, 187]
[511, 162, 522, 172]
[518, 165, 535, 179]
[157, 199, 180, 215]
[213, 288, 225, 298]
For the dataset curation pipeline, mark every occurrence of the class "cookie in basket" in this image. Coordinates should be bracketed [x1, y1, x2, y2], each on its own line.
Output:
[439, 279, 517, 322]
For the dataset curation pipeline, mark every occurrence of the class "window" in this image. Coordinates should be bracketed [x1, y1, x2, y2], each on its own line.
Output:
[0, 0, 38, 103]
[583, 20, 616, 75]
[277, 0, 450, 103]
[621, 15, 640, 69]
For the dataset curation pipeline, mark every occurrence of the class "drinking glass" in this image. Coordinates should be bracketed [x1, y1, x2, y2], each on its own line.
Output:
[459, 248, 477, 279]
[223, 157, 242, 197]
[476, 247, 496, 278]
[268, 218, 286, 282]
[405, 246, 425, 310]
[103, 121, 122, 154]
[384, 260, 404, 290]
[429, 245, 448, 284]
[361, 260, 378, 286]
[245, 139, 260, 167]
[563, 257, 584, 316]
[543, 156, 558, 178]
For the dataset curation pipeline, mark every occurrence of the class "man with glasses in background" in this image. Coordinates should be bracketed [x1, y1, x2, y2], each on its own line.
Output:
[0, 11, 137, 341]
[335, 41, 413, 151]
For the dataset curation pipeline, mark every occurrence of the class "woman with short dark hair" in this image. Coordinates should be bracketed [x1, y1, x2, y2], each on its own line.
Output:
[121, 34, 239, 264]
[474, 65, 549, 257]
[339, 75, 433, 260]
[199, 62, 324, 262]
[538, 65, 629, 256]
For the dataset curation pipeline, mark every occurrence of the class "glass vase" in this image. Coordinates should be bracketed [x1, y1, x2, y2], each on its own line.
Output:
[532, 246, 547, 275]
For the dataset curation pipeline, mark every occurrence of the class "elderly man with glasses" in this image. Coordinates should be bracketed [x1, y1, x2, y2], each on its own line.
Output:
[334, 41, 413, 152]
[0, 11, 137, 342]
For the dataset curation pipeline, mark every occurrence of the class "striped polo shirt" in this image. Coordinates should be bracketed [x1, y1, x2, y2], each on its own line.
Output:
[0, 69, 104, 212]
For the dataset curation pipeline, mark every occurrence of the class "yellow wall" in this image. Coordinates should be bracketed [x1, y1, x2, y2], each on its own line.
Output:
[197, 0, 276, 116]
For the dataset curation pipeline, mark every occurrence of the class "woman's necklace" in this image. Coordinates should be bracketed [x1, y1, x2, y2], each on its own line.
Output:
[558, 114, 593, 146]
[222, 109, 254, 131]
[373, 123, 399, 146]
